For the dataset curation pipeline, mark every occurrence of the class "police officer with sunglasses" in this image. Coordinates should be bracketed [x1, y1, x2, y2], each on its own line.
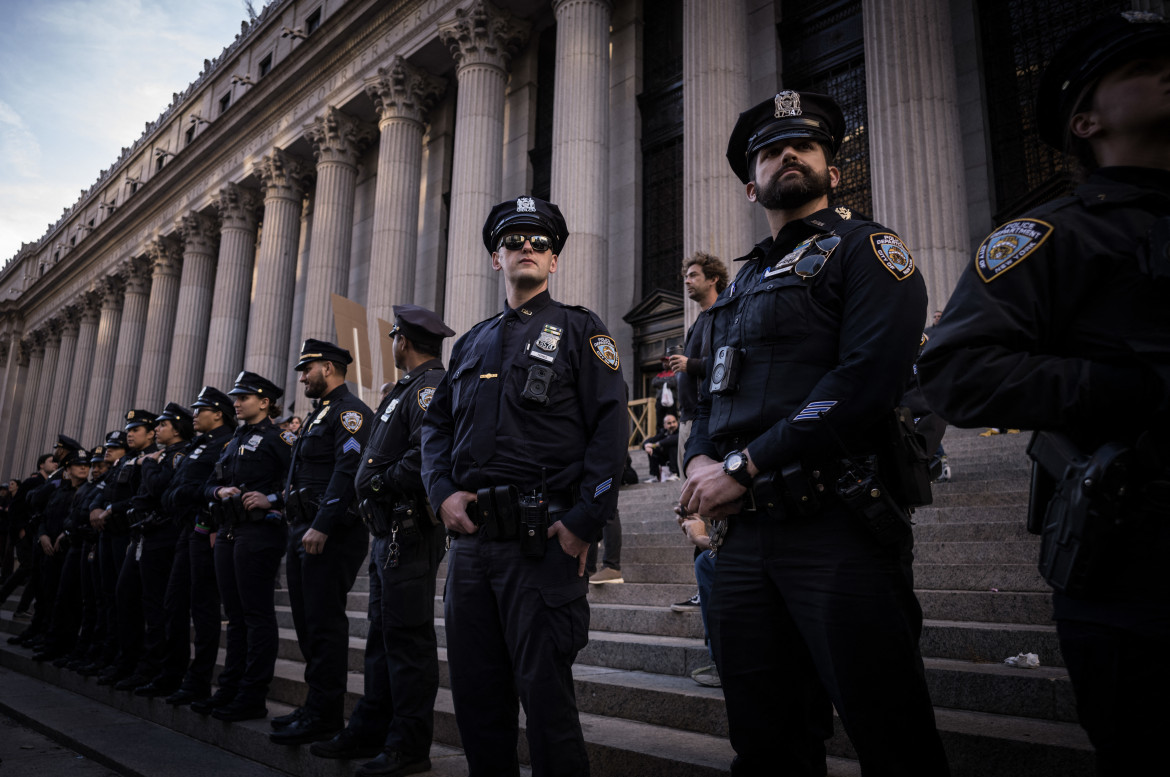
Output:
[679, 91, 948, 776]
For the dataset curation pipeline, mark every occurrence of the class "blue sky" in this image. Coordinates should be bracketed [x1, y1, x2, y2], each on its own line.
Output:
[0, 0, 257, 263]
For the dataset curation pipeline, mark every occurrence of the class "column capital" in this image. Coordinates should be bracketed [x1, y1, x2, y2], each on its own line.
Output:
[99, 273, 127, 306]
[179, 212, 219, 255]
[438, 0, 529, 73]
[215, 183, 262, 231]
[552, 0, 612, 14]
[42, 318, 62, 344]
[77, 290, 102, 323]
[364, 57, 447, 127]
[23, 331, 45, 356]
[256, 149, 313, 200]
[148, 237, 182, 277]
[304, 106, 375, 167]
[59, 305, 82, 336]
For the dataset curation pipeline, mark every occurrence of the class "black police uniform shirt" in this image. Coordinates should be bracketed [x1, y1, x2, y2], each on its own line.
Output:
[105, 443, 159, 518]
[37, 477, 79, 542]
[686, 207, 927, 472]
[131, 442, 190, 518]
[422, 289, 628, 543]
[204, 417, 294, 506]
[920, 167, 1170, 454]
[287, 383, 372, 535]
[161, 425, 234, 523]
[356, 358, 446, 501]
[65, 479, 99, 538]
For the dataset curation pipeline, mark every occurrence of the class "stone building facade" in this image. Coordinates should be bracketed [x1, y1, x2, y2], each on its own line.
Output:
[0, 0, 1162, 476]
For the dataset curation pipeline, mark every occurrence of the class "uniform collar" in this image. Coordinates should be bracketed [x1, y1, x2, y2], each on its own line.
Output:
[242, 417, 274, 432]
[1080, 167, 1170, 208]
[505, 289, 553, 321]
[737, 207, 844, 263]
[314, 383, 351, 409]
[400, 358, 444, 385]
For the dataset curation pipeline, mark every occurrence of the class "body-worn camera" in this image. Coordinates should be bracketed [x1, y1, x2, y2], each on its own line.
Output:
[521, 364, 556, 406]
[709, 346, 744, 395]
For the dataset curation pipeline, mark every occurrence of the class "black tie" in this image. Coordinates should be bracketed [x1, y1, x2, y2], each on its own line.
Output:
[470, 315, 506, 465]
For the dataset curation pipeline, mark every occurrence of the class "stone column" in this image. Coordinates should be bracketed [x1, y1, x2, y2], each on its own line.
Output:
[136, 238, 183, 410]
[364, 58, 446, 376]
[84, 277, 124, 443]
[43, 310, 80, 444]
[12, 337, 45, 473]
[416, 95, 456, 314]
[30, 324, 62, 453]
[63, 294, 100, 440]
[0, 335, 28, 478]
[549, 0, 611, 315]
[205, 184, 261, 390]
[106, 259, 152, 430]
[863, 0, 970, 315]
[438, 0, 530, 338]
[245, 150, 310, 383]
[299, 107, 375, 345]
[683, 0, 752, 326]
[166, 213, 219, 402]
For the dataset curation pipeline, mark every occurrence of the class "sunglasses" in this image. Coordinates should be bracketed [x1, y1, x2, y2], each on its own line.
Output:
[499, 234, 553, 252]
[795, 234, 842, 279]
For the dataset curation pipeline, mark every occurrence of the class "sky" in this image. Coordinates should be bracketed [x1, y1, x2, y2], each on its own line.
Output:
[0, 0, 263, 263]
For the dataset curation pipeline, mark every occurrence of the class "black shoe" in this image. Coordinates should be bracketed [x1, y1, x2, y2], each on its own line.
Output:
[269, 715, 343, 746]
[52, 655, 74, 668]
[165, 688, 208, 706]
[96, 669, 129, 687]
[309, 729, 384, 760]
[115, 674, 151, 692]
[135, 680, 181, 698]
[66, 659, 88, 671]
[190, 688, 236, 715]
[356, 751, 432, 777]
[269, 706, 306, 730]
[211, 700, 269, 722]
[33, 649, 65, 663]
[77, 662, 106, 677]
[670, 592, 701, 612]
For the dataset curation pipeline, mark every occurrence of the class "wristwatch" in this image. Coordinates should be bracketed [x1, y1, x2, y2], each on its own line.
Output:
[722, 450, 753, 487]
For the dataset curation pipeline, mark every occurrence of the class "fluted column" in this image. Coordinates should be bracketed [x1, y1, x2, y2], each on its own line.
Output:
[364, 58, 446, 377]
[863, 0, 970, 314]
[549, 0, 611, 315]
[205, 184, 261, 390]
[245, 150, 310, 382]
[13, 337, 45, 472]
[438, 0, 530, 337]
[106, 259, 152, 429]
[0, 335, 28, 478]
[30, 324, 62, 453]
[43, 310, 80, 444]
[137, 238, 183, 409]
[63, 295, 100, 440]
[299, 107, 375, 344]
[683, 0, 752, 327]
[166, 213, 219, 402]
[85, 278, 124, 442]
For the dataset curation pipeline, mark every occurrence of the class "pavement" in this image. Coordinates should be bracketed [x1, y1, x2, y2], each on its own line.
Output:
[0, 713, 119, 777]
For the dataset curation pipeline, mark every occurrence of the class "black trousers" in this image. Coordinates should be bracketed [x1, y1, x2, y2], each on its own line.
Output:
[347, 524, 445, 756]
[29, 545, 63, 636]
[137, 523, 184, 681]
[76, 539, 99, 655]
[97, 532, 131, 663]
[444, 531, 590, 777]
[113, 536, 144, 675]
[214, 520, 286, 703]
[711, 509, 949, 777]
[179, 526, 221, 694]
[46, 543, 86, 653]
[284, 519, 368, 722]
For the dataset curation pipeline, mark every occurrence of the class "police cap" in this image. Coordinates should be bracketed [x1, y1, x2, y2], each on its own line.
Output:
[726, 91, 846, 184]
[124, 409, 157, 432]
[294, 339, 353, 372]
[389, 304, 455, 352]
[482, 196, 569, 255]
[55, 434, 82, 453]
[156, 402, 194, 427]
[104, 430, 128, 450]
[191, 386, 236, 420]
[89, 445, 106, 464]
[228, 371, 284, 399]
[60, 448, 89, 468]
[1036, 12, 1170, 149]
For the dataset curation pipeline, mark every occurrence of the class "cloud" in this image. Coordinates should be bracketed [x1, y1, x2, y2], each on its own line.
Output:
[0, 99, 40, 180]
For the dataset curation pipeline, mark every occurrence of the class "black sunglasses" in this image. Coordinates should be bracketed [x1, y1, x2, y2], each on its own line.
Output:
[795, 234, 842, 279]
[499, 234, 553, 252]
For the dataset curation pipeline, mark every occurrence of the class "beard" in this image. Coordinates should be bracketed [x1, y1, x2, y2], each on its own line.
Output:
[302, 372, 327, 398]
[755, 161, 832, 210]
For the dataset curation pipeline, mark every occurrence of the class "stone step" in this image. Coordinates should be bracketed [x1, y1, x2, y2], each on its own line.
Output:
[914, 540, 1039, 566]
[913, 521, 1034, 542]
[916, 589, 1053, 626]
[911, 504, 1025, 525]
[914, 563, 1049, 593]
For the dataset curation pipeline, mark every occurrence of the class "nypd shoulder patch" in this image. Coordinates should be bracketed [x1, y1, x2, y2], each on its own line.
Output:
[869, 233, 915, 280]
[280, 430, 297, 446]
[590, 335, 620, 371]
[417, 386, 435, 411]
[340, 410, 363, 434]
[975, 219, 1054, 283]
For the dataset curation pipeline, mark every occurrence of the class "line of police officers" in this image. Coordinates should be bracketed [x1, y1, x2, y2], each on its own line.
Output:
[5, 13, 1162, 776]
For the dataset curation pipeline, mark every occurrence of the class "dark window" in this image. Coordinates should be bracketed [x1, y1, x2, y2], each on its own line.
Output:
[185, 125, 196, 145]
[529, 24, 557, 201]
[219, 93, 231, 114]
[978, 0, 1127, 223]
[69, 236, 76, 246]
[639, 0, 684, 298]
[259, 53, 273, 78]
[156, 154, 166, 172]
[52, 252, 59, 263]
[88, 218, 94, 228]
[130, 181, 139, 194]
[780, 0, 871, 218]
[306, 8, 322, 35]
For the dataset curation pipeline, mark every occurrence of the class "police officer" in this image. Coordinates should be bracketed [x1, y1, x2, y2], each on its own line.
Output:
[918, 14, 1170, 775]
[421, 196, 628, 776]
[269, 341, 372, 745]
[164, 386, 236, 706]
[311, 306, 454, 775]
[62, 443, 109, 669]
[192, 373, 292, 720]
[77, 432, 127, 675]
[679, 92, 949, 775]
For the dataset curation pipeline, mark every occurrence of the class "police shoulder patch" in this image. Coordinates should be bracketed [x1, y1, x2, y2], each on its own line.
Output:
[280, 430, 297, 446]
[417, 386, 435, 411]
[869, 233, 915, 280]
[975, 219, 1054, 283]
[590, 335, 620, 371]
[340, 410, 363, 434]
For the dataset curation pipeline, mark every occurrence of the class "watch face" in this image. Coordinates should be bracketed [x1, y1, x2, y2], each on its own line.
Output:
[726, 452, 743, 471]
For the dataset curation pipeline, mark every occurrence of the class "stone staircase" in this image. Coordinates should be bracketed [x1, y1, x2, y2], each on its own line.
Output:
[0, 426, 1095, 775]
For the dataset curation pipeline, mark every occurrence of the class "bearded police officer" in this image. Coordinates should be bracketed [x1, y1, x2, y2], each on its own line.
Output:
[918, 14, 1170, 775]
[422, 197, 628, 777]
[679, 92, 949, 775]
[311, 305, 455, 776]
[270, 340, 373, 745]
